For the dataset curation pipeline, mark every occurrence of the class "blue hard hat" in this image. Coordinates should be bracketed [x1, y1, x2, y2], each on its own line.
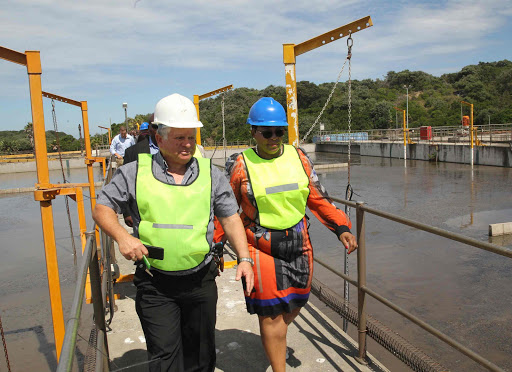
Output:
[140, 122, 149, 130]
[247, 97, 288, 127]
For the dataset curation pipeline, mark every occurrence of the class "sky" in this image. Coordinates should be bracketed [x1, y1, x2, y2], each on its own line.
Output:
[1, 0, 511, 136]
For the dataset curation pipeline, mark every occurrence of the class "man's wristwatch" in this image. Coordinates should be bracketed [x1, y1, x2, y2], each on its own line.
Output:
[238, 257, 254, 266]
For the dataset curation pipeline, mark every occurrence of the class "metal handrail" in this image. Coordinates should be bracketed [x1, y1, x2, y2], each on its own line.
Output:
[319, 196, 509, 371]
[56, 232, 96, 372]
[316, 123, 512, 144]
[57, 156, 115, 372]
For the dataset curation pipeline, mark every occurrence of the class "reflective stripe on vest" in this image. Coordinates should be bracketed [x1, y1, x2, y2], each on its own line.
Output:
[136, 154, 211, 272]
[242, 145, 310, 230]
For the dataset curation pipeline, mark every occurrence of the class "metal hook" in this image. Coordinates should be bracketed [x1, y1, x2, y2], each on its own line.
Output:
[346, 32, 353, 60]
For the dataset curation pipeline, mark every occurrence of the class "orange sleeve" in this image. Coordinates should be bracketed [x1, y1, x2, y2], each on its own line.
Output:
[213, 154, 245, 243]
[298, 148, 352, 236]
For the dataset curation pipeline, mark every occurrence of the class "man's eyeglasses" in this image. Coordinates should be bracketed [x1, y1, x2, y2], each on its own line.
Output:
[151, 124, 159, 129]
[257, 128, 286, 139]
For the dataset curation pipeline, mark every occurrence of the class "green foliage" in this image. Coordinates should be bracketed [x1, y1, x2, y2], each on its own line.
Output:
[3, 60, 511, 153]
[193, 60, 511, 143]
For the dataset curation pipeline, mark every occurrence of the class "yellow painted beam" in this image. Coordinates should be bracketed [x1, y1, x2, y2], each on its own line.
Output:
[42, 91, 81, 107]
[0, 45, 27, 66]
[198, 84, 233, 100]
[194, 84, 233, 146]
[283, 16, 373, 147]
[294, 16, 373, 57]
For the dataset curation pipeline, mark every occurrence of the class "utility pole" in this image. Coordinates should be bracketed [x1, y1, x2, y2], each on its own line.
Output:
[123, 102, 128, 128]
[404, 85, 411, 129]
[78, 123, 84, 156]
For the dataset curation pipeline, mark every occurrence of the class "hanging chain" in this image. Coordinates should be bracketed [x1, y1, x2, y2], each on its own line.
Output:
[51, 100, 78, 267]
[342, 33, 354, 333]
[347, 33, 352, 188]
[0, 315, 11, 372]
[300, 58, 349, 144]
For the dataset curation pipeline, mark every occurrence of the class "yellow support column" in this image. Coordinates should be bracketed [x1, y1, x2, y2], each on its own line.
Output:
[403, 110, 407, 161]
[81, 101, 101, 246]
[282, 16, 373, 147]
[26, 50, 65, 361]
[75, 187, 87, 252]
[283, 44, 299, 147]
[470, 103, 474, 167]
[193, 95, 202, 145]
[461, 101, 474, 167]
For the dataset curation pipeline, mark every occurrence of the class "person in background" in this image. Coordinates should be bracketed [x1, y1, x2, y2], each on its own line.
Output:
[214, 97, 357, 372]
[93, 93, 254, 372]
[122, 117, 160, 227]
[123, 117, 159, 165]
[110, 125, 135, 167]
[137, 121, 151, 143]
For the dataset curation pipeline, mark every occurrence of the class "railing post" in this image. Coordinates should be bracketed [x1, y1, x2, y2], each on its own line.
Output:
[89, 237, 110, 371]
[355, 201, 368, 365]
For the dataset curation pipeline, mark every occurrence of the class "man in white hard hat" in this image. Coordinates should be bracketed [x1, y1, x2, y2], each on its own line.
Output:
[93, 93, 254, 372]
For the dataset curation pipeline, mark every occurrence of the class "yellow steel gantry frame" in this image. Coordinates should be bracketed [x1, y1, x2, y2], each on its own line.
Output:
[0, 45, 104, 360]
[394, 106, 408, 160]
[42, 91, 107, 188]
[283, 16, 373, 147]
[98, 125, 112, 145]
[460, 100, 475, 167]
[193, 84, 233, 145]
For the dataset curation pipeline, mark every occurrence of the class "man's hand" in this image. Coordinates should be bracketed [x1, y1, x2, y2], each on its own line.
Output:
[236, 261, 254, 296]
[217, 213, 254, 295]
[339, 232, 358, 254]
[115, 153, 122, 159]
[118, 234, 149, 261]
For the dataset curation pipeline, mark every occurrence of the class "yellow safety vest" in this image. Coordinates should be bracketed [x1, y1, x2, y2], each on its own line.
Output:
[242, 145, 310, 230]
[136, 154, 211, 272]
[194, 145, 203, 158]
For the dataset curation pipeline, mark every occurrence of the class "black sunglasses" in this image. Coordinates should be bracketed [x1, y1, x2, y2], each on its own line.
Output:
[257, 128, 286, 139]
[151, 124, 159, 129]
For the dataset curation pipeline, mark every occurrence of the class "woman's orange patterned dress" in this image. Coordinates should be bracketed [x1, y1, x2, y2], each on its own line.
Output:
[215, 148, 352, 316]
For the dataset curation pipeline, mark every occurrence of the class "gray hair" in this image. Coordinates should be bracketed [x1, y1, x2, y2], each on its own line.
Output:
[157, 125, 172, 140]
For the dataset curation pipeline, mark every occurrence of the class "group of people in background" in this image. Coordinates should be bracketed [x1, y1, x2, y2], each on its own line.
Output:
[95, 93, 357, 372]
[109, 116, 159, 167]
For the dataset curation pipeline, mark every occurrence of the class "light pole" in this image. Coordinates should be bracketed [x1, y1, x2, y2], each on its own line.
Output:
[403, 85, 411, 129]
[122, 102, 128, 127]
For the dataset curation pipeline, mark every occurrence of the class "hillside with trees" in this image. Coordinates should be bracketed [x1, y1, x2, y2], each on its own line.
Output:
[198, 60, 512, 144]
[1, 60, 511, 153]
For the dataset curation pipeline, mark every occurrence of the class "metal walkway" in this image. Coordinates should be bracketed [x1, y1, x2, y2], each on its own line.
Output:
[106, 230, 388, 372]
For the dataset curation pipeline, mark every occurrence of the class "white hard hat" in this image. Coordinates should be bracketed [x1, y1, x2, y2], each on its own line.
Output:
[152, 93, 203, 128]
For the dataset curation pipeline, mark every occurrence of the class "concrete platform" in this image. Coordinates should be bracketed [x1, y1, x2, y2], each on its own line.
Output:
[106, 216, 388, 371]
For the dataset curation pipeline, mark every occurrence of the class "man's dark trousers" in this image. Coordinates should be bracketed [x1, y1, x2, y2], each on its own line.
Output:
[135, 261, 218, 372]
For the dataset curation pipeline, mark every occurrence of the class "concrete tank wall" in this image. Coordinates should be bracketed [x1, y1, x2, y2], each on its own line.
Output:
[316, 142, 512, 167]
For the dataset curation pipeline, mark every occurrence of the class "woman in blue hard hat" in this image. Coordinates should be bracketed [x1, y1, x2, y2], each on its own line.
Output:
[215, 97, 357, 371]
[137, 121, 150, 143]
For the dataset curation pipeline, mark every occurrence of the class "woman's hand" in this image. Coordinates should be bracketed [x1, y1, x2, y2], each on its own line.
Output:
[339, 232, 358, 254]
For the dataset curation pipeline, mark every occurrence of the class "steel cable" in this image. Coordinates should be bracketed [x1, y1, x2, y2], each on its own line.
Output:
[51, 100, 78, 267]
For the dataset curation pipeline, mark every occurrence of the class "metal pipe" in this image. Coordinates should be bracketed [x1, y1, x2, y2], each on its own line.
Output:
[89, 241, 109, 370]
[355, 201, 368, 364]
[97, 261, 110, 372]
[56, 232, 95, 372]
[362, 285, 505, 372]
